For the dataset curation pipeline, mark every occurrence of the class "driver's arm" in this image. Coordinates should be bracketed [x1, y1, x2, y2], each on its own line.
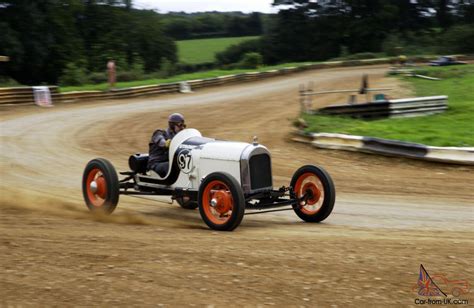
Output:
[151, 132, 168, 148]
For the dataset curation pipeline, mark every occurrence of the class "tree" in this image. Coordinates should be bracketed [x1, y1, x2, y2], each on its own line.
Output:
[262, 0, 346, 63]
[0, 0, 177, 84]
[436, 0, 452, 29]
[0, 1, 84, 84]
[263, 0, 449, 63]
[216, 39, 261, 65]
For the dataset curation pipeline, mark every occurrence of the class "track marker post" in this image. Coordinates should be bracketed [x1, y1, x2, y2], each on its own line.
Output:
[33, 86, 53, 107]
[179, 81, 193, 93]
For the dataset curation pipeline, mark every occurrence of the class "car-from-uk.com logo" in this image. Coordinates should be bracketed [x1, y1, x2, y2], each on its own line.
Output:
[412, 264, 470, 305]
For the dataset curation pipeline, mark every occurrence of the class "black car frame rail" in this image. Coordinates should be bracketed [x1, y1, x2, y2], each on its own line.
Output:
[117, 170, 313, 215]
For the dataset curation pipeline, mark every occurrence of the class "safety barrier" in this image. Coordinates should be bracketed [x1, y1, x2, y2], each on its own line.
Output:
[292, 131, 474, 165]
[59, 83, 180, 103]
[313, 96, 448, 119]
[1, 54, 472, 106]
[0, 86, 59, 105]
[0, 59, 396, 106]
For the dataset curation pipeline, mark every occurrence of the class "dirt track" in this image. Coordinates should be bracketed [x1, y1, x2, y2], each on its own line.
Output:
[1, 65, 473, 306]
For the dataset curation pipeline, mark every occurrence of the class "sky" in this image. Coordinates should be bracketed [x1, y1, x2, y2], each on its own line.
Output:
[133, 0, 278, 13]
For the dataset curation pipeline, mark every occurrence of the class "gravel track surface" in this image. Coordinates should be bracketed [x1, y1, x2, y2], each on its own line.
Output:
[1, 65, 473, 306]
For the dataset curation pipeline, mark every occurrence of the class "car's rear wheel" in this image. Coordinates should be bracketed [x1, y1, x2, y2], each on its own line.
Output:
[198, 172, 245, 231]
[291, 165, 335, 223]
[82, 158, 119, 214]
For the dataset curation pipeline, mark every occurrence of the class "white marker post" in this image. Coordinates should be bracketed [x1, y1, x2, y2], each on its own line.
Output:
[179, 81, 192, 93]
[33, 86, 53, 107]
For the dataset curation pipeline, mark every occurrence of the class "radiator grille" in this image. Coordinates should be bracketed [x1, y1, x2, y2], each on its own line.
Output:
[249, 154, 272, 190]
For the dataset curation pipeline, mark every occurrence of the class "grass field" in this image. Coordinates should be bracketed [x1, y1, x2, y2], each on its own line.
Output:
[59, 62, 313, 92]
[303, 64, 474, 147]
[176, 36, 259, 64]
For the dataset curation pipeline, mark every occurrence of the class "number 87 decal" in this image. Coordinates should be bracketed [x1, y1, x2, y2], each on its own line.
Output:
[178, 150, 193, 174]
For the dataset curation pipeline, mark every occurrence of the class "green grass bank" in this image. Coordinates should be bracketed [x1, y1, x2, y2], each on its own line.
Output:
[303, 64, 474, 147]
[59, 62, 312, 92]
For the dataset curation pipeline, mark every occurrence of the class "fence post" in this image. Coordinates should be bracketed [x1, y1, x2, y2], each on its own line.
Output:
[299, 83, 306, 113]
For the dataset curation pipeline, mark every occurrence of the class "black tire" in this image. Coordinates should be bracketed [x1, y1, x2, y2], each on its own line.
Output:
[198, 172, 245, 231]
[176, 197, 198, 210]
[290, 165, 335, 223]
[82, 158, 119, 214]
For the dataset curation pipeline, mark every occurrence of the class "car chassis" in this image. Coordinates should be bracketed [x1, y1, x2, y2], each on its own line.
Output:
[119, 174, 304, 214]
[82, 129, 335, 231]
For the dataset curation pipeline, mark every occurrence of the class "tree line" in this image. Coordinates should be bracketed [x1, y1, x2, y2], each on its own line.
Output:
[259, 0, 474, 64]
[161, 12, 264, 40]
[0, 0, 180, 85]
[0, 1, 267, 85]
[1, 0, 473, 86]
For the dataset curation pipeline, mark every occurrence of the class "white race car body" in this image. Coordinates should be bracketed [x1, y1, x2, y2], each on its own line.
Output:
[133, 129, 273, 195]
[83, 128, 335, 231]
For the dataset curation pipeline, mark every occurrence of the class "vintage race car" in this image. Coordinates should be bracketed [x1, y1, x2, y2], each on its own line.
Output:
[82, 129, 335, 231]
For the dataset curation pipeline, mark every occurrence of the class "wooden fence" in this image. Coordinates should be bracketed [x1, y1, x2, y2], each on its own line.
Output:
[1, 54, 471, 107]
[0, 86, 60, 105]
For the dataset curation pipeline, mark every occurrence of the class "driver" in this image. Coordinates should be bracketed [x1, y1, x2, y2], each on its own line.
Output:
[147, 113, 186, 177]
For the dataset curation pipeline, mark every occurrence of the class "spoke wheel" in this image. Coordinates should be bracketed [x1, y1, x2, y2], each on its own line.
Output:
[291, 165, 335, 223]
[82, 158, 119, 214]
[85, 168, 108, 207]
[198, 172, 245, 231]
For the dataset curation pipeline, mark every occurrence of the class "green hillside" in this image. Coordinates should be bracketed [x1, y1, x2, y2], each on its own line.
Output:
[177, 36, 259, 64]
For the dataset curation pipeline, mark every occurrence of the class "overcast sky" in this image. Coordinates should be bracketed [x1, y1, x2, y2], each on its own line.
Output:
[133, 0, 277, 13]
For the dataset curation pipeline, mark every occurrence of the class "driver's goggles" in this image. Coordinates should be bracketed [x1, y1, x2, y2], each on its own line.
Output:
[170, 122, 186, 128]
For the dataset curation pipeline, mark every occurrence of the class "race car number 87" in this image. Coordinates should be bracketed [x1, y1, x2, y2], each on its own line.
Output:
[178, 150, 193, 174]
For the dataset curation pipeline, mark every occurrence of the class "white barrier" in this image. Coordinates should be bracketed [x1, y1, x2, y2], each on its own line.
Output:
[293, 131, 474, 165]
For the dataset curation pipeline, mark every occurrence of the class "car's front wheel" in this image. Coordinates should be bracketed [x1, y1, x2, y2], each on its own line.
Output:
[291, 165, 335, 223]
[198, 172, 245, 231]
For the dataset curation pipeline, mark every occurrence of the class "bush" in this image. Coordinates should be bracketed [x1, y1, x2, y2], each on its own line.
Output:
[238, 52, 263, 69]
[438, 24, 474, 54]
[116, 70, 145, 82]
[215, 39, 261, 65]
[382, 34, 405, 56]
[331, 52, 382, 61]
[382, 31, 438, 56]
[59, 63, 88, 86]
[0, 76, 20, 87]
[129, 53, 145, 74]
[159, 57, 176, 78]
[175, 62, 216, 74]
[87, 72, 107, 84]
[346, 52, 379, 60]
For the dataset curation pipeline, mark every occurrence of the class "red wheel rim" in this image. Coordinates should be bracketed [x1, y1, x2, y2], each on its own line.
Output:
[86, 168, 108, 207]
[294, 172, 324, 215]
[202, 180, 233, 225]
